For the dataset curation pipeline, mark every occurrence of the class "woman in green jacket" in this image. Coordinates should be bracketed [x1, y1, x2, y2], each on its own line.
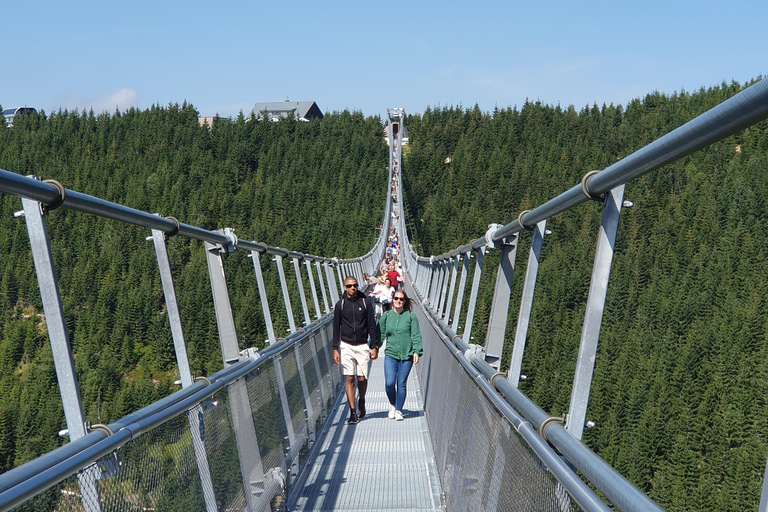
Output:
[378, 290, 423, 421]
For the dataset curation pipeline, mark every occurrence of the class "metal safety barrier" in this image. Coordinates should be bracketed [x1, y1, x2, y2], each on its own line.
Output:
[393, 78, 768, 512]
[0, 160, 393, 511]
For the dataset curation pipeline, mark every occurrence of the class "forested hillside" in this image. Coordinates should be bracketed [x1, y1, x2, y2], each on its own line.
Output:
[0, 105, 387, 470]
[402, 79, 768, 511]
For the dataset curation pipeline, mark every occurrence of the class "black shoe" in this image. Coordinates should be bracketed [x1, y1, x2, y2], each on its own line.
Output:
[347, 409, 358, 425]
[357, 399, 366, 419]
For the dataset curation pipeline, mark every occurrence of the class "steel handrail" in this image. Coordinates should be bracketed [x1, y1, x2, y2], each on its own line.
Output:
[0, 316, 332, 512]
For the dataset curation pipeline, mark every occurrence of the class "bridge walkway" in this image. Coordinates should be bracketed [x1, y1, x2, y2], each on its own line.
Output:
[289, 350, 443, 511]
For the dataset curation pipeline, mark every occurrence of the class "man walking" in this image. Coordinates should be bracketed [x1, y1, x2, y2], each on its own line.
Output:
[333, 276, 380, 424]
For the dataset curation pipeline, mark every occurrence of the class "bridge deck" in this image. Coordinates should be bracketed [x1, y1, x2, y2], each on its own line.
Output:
[290, 354, 443, 511]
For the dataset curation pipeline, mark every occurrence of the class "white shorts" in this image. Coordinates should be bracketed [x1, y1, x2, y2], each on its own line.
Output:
[340, 341, 371, 379]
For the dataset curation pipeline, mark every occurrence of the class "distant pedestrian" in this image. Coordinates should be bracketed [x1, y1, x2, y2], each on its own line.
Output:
[333, 276, 380, 424]
[378, 290, 422, 421]
[386, 266, 401, 291]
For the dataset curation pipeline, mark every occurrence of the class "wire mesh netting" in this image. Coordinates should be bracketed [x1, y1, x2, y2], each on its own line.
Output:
[413, 306, 582, 512]
[8, 327, 341, 512]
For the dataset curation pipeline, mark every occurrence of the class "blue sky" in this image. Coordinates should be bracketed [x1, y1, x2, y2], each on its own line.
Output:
[3, 0, 766, 119]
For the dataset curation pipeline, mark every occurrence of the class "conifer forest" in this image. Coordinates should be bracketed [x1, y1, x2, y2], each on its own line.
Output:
[2, 78, 768, 511]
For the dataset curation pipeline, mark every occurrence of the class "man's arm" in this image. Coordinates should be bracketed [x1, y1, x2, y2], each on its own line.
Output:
[332, 301, 341, 352]
[367, 296, 380, 350]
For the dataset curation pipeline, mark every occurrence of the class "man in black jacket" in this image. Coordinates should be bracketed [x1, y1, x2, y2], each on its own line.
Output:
[333, 276, 380, 424]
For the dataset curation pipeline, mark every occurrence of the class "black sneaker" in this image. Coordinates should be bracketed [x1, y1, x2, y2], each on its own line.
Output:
[347, 408, 358, 425]
[357, 399, 366, 419]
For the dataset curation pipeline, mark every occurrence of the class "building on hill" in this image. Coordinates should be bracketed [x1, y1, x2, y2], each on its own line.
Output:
[3, 107, 36, 127]
[251, 101, 323, 122]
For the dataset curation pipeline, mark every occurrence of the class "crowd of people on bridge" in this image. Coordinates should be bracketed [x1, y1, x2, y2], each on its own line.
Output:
[331, 152, 422, 425]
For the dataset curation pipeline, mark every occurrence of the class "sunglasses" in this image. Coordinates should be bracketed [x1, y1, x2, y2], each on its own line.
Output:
[393, 297, 405, 301]
[345, 284, 358, 288]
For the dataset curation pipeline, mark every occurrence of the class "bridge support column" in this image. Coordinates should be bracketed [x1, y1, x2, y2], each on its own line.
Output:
[485, 233, 519, 369]
[21, 194, 103, 512]
[508, 220, 547, 387]
[566, 185, 625, 440]
[152, 227, 217, 512]
[205, 236, 265, 511]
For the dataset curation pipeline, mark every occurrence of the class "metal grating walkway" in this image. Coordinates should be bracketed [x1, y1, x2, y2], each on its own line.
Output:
[290, 355, 443, 511]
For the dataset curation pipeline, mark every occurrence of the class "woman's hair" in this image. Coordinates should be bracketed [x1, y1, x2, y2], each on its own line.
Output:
[393, 290, 412, 312]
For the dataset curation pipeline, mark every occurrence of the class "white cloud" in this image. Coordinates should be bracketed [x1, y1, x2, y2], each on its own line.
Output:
[51, 88, 138, 114]
[90, 88, 138, 113]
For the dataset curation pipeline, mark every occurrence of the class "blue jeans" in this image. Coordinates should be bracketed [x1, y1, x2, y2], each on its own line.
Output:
[384, 355, 414, 412]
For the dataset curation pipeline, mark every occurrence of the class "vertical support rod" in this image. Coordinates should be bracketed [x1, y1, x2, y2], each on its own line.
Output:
[292, 258, 312, 327]
[428, 263, 440, 308]
[325, 263, 339, 305]
[508, 220, 546, 387]
[305, 261, 322, 319]
[250, 251, 276, 343]
[566, 185, 625, 440]
[451, 253, 471, 332]
[316, 261, 331, 313]
[464, 247, 486, 343]
[485, 234, 519, 369]
[443, 256, 460, 323]
[289, 259, 314, 436]
[204, 240, 263, 511]
[151, 228, 217, 512]
[275, 255, 297, 333]
[21, 197, 103, 512]
[336, 264, 345, 296]
[438, 260, 451, 318]
[204, 240, 240, 365]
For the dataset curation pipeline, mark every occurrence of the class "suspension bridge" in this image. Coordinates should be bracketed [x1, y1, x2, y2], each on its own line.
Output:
[1, 81, 768, 512]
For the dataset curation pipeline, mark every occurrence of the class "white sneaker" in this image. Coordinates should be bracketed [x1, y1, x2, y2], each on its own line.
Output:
[394, 410, 404, 421]
[388, 404, 396, 419]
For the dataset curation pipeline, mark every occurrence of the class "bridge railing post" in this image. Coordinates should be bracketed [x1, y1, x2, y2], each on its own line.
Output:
[272, 254, 301, 476]
[508, 220, 547, 387]
[463, 247, 486, 343]
[151, 226, 217, 512]
[438, 260, 451, 317]
[484, 232, 519, 369]
[275, 254, 297, 333]
[443, 255, 460, 324]
[316, 261, 330, 313]
[305, 260, 322, 320]
[292, 257, 312, 328]
[451, 252, 471, 333]
[204, 233, 265, 510]
[20, 193, 103, 512]
[335, 262, 345, 296]
[427, 260, 440, 310]
[325, 262, 339, 305]
[566, 185, 625, 440]
[290, 257, 316, 439]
